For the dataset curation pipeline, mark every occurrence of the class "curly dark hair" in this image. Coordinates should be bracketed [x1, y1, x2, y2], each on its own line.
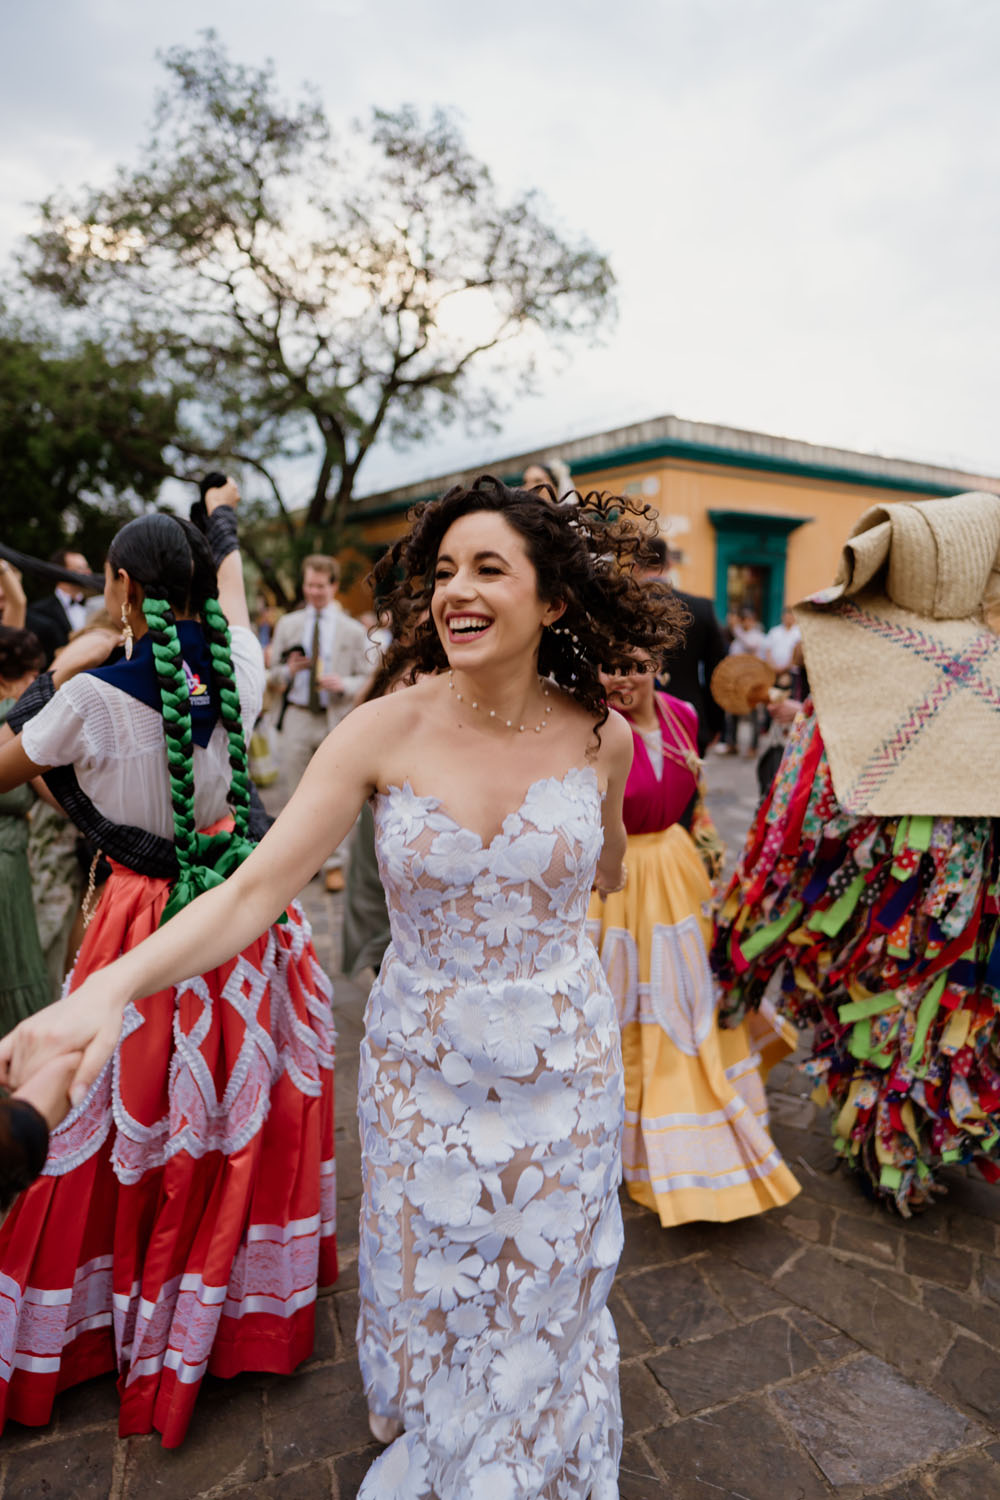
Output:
[370, 475, 686, 726]
[0, 625, 45, 684]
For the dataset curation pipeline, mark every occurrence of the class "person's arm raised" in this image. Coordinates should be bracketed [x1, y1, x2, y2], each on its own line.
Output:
[204, 479, 251, 632]
[0, 694, 396, 1101]
[0, 560, 27, 630]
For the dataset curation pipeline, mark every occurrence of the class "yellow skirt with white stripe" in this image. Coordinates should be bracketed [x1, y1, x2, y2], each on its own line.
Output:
[587, 825, 800, 1227]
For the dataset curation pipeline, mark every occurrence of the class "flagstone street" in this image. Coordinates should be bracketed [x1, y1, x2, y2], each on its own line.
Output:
[3, 754, 999, 1500]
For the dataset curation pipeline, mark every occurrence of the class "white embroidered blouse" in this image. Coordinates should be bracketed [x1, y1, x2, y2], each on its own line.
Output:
[20, 627, 265, 841]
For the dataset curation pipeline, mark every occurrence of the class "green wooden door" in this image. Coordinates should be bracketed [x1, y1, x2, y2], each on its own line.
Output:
[707, 510, 811, 630]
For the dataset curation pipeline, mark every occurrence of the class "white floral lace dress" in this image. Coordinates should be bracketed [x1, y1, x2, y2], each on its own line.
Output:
[357, 765, 625, 1500]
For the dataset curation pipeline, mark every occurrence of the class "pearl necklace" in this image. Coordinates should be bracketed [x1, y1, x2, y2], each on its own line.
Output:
[448, 670, 553, 733]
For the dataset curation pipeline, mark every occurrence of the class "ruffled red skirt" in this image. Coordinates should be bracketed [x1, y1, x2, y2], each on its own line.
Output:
[0, 844, 337, 1447]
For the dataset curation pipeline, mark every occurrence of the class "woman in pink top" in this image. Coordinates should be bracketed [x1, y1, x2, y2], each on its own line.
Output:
[588, 653, 799, 1226]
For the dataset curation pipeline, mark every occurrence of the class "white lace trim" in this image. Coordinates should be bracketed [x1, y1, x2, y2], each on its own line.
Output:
[595, 918, 717, 1054]
[0, 1218, 324, 1386]
[41, 905, 333, 1184]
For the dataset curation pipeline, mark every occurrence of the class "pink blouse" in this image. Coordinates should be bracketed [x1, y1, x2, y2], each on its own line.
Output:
[621, 692, 699, 835]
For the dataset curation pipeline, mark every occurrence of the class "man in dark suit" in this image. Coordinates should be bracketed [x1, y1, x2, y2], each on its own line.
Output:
[643, 537, 727, 754]
[25, 549, 92, 666]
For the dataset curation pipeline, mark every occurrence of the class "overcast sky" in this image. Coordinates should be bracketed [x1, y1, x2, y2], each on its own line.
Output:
[3, 0, 998, 500]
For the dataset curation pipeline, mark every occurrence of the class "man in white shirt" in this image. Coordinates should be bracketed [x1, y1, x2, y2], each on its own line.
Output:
[715, 605, 768, 755]
[728, 605, 768, 660]
[766, 606, 802, 671]
[267, 553, 370, 890]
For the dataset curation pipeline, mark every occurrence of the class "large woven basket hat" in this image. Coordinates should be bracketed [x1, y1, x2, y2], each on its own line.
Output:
[795, 491, 1000, 816]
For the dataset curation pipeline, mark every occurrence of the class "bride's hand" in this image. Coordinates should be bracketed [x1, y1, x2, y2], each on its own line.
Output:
[592, 862, 628, 900]
[0, 974, 129, 1105]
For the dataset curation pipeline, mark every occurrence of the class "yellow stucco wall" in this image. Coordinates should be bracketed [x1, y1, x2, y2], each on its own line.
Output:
[579, 455, 920, 606]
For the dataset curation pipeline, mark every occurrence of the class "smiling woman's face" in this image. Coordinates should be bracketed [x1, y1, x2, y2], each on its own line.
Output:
[430, 510, 562, 669]
[600, 651, 656, 715]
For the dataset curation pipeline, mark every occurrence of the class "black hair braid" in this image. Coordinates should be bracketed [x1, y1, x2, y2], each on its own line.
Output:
[109, 513, 210, 617]
[140, 586, 199, 871]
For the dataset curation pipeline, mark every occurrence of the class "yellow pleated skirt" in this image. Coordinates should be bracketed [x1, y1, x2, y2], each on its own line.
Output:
[587, 825, 800, 1227]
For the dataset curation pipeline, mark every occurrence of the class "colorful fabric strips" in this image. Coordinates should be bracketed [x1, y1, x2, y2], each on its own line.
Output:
[711, 702, 1000, 1213]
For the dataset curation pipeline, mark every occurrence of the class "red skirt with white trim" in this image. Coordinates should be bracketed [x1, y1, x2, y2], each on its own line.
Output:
[0, 849, 337, 1447]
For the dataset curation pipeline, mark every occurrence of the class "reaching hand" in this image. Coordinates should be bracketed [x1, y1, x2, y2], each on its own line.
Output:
[592, 862, 628, 901]
[205, 478, 240, 514]
[0, 973, 129, 1107]
[770, 697, 803, 726]
[0, 558, 26, 606]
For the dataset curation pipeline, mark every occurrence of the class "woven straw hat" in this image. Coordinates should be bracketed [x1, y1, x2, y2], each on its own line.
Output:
[795, 491, 1000, 816]
[710, 656, 776, 716]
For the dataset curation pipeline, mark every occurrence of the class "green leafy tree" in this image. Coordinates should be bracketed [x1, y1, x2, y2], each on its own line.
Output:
[21, 33, 615, 540]
[0, 318, 184, 566]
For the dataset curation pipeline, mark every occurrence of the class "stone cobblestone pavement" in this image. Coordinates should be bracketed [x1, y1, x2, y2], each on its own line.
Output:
[4, 755, 1000, 1498]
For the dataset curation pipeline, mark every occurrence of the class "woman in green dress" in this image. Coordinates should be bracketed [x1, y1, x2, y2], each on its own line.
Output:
[0, 626, 51, 1030]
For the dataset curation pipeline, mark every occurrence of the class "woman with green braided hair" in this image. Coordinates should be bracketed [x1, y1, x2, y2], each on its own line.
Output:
[0, 486, 336, 1447]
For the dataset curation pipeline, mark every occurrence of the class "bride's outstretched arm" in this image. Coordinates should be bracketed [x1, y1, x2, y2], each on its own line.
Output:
[0, 696, 394, 1101]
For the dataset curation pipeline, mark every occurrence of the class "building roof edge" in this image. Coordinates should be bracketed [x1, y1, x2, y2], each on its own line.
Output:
[351, 412, 1000, 519]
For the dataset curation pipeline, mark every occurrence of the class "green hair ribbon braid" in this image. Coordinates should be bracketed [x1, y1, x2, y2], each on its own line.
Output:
[142, 595, 263, 927]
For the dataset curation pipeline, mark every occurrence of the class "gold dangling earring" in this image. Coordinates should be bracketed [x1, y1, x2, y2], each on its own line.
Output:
[121, 600, 134, 661]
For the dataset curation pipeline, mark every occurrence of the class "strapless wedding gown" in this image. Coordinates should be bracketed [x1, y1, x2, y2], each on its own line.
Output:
[356, 766, 624, 1499]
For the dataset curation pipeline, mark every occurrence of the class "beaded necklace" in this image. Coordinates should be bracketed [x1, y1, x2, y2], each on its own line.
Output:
[448, 670, 553, 733]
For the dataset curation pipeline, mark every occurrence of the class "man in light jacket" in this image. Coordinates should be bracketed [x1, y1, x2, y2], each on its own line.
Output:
[268, 553, 370, 890]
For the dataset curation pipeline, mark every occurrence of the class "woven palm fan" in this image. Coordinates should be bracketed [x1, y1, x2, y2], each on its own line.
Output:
[710, 656, 776, 716]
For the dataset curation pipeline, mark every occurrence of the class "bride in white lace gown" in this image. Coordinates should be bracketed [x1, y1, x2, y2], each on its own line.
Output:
[0, 478, 683, 1495]
[358, 766, 624, 1497]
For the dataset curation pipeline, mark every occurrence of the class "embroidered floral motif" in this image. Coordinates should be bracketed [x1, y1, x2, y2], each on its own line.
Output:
[357, 768, 624, 1499]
